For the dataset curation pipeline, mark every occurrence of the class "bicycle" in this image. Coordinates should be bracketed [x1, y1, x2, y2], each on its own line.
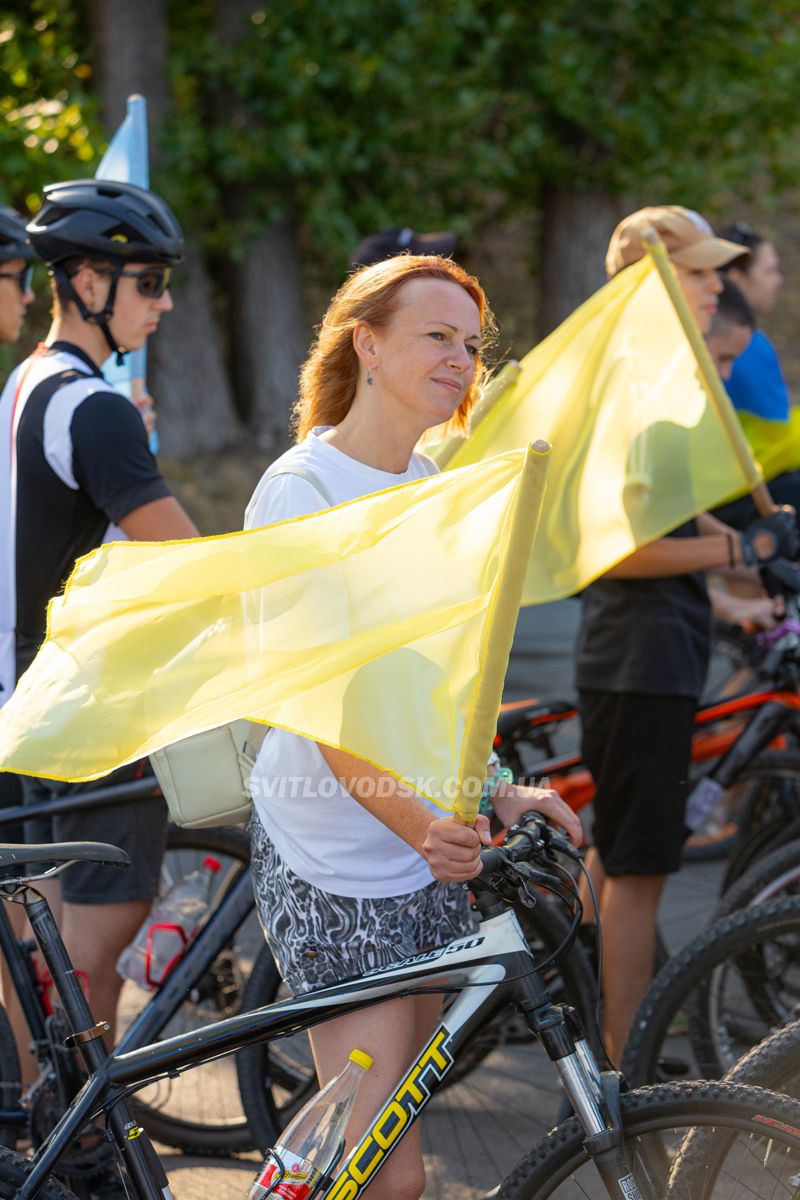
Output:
[621, 895, 800, 1087]
[0, 773, 263, 1157]
[494, 608, 800, 869]
[0, 776, 598, 1169]
[3, 814, 800, 1200]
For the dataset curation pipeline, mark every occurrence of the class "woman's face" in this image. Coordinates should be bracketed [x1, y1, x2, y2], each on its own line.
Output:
[365, 277, 482, 431]
[731, 241, 783, 316]
[673, 264, 723, 335]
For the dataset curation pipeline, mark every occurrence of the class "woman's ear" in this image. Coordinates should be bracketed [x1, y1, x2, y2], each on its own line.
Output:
[353, 321, 378, 368]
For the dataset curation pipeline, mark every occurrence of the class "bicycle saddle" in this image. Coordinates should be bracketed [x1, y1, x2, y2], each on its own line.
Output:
[495, 699, 576, 739]
[0, 841, 130, 871]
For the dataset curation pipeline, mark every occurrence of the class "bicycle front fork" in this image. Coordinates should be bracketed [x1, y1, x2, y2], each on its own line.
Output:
[523, 993, 643, 1200]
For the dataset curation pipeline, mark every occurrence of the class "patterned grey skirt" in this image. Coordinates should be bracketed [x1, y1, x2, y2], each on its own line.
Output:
[249, 809, 477, 995]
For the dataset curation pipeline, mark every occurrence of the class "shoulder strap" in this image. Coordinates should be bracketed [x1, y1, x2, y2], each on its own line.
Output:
[270, 464, 335, 507]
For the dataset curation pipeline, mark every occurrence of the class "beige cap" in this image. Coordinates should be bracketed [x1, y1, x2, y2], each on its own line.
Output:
[605, 206, 748, 277]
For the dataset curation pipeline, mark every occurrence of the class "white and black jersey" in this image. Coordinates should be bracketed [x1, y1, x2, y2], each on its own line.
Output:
[0, 340, 170, 696]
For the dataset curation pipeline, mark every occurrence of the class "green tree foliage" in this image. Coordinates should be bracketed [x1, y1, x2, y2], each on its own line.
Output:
[0, 0, 101, 213]
[482, 0, 800, 209]
[164, 0, 507, 262]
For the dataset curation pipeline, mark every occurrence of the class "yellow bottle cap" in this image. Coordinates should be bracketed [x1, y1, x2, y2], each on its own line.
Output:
[349, 1049, 373, 1071]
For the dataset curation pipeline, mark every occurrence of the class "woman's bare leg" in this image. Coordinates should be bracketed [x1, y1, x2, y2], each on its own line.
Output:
[308, 992, 442, 1200]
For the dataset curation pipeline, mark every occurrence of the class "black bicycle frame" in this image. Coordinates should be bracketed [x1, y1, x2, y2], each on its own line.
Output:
[0, 781, 257, 1129]
[17, 906, 615, 1200]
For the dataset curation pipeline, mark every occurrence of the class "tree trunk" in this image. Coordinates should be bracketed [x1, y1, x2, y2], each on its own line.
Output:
[226, 217, 306, 450]
[88, 0, 239, 458]
[537, 190, 626, 338]
[214, 0, 307, 449]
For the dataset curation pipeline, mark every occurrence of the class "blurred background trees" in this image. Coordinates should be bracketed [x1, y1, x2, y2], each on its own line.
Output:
[3, 0, 800, 465]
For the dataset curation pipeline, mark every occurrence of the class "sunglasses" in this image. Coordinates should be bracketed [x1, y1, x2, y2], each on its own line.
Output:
[118, 266, 172, 299]
[0, 265, 34, 294]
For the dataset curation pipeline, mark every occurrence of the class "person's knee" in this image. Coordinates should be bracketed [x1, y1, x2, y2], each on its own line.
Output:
[373, 1160, 425, 1200]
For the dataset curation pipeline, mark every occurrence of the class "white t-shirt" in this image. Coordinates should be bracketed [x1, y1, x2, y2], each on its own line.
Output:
[244, 427, 441, 898]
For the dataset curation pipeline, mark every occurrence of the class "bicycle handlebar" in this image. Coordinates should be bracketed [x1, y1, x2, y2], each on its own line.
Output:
[478, 811, 581, 877]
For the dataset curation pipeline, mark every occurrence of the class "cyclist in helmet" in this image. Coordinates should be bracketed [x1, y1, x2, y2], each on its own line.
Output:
[0, 180, 198, 1070]
[0, 205, 36, 347]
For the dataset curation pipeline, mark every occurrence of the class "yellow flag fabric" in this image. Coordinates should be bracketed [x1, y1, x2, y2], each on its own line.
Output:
[738, 408, 800, 484]
[0, 449, 540, 812]
[428, 253, 761, 604]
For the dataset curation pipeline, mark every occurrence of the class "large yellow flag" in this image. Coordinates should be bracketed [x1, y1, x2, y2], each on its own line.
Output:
[428, 248, 762, 604]
[0, 447, 547, 819]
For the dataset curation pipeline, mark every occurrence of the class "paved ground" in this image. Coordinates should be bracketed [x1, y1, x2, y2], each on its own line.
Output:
[150, 600, 729, 1199]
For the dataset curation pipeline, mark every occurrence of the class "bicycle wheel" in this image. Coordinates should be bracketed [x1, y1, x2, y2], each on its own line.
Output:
[0, 1003, 20, 1150]
[498, 1081, 800, 1200]
[237, 893, 600, 1154]
[715, 837, 800, 920]
[0, 1146, 79, 1198]
[721, 754, 800, 892]
[621, 897, 800, 1087]
[117, 823, 260, 1155]
[723, 1018, 800, 1100]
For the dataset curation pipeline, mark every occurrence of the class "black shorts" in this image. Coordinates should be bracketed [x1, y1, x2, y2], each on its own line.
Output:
[22, 763, 168, 906]
[0, 772, 25, 846]
[579, 689, 696, 877]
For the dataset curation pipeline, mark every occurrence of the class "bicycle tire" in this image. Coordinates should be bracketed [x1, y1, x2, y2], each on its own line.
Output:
[496, 1081, 800, 1200]
[237, 894, 600, 1154]
[119, 823, 259, 1155]
[721, 753, 800, 892]
[715, 837, 800, 921]
[0, 1146, 80, 1198]
[621, 896, 800, 1088]
[723, 1018, 800, 1100]
[0, 1002, 20, 1150]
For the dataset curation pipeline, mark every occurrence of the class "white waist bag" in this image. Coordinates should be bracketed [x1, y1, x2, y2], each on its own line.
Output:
[150, 466, 334, 828]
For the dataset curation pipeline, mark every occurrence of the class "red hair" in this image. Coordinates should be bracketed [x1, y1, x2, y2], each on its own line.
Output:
[294, 255, 496, 441]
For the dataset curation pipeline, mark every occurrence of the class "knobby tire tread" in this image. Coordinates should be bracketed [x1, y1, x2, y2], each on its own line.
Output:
[621, 896, 800, 1086]
[496, 1081, 800, 1200]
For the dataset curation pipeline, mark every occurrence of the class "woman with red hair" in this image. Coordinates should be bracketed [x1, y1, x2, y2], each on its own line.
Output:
[244, 254, 581, 1200]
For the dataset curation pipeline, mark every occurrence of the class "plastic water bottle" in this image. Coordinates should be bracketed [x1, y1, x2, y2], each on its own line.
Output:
[116, 855, 221, 990]
[246, 1049, 373, 1200]
[684, 776, 725, 832]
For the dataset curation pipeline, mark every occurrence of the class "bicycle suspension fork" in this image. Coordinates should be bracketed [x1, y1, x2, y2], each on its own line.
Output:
[513, 970, 644, 1200]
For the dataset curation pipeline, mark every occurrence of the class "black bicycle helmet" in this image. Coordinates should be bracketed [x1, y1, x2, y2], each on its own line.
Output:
[26, 179, 184, 267]
[0, 205, 36, 262]
[26, 180, 184, 363]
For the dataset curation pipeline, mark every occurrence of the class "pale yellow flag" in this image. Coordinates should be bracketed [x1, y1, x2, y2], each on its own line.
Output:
[0, 448, 545, 816]
[429, 251, 762, 604]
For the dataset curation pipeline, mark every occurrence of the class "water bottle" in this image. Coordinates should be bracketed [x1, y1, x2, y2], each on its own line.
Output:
[246, 1049, 373, 1200]
[684, 776, 725, 832]
[116, 855, 221, 990]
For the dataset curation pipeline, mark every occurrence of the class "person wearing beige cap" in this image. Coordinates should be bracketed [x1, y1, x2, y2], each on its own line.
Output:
[575, 204, 797, 1062]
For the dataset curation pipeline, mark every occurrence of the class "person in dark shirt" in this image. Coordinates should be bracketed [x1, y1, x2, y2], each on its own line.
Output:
[3, 180, 198, 1065]
[576, 206, 797, 1060]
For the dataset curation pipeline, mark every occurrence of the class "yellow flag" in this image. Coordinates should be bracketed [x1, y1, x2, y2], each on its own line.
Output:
[737, 408, 800, 484]
[0, 447, 545, 816]
[430, 251, 761, 604]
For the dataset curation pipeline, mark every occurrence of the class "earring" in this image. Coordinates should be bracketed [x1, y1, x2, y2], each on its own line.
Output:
[366, 365, 374, 386]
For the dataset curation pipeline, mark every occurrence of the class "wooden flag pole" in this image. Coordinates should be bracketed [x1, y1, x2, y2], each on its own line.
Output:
[454, 440, 550, 825]
[643, 233, 774, 517]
